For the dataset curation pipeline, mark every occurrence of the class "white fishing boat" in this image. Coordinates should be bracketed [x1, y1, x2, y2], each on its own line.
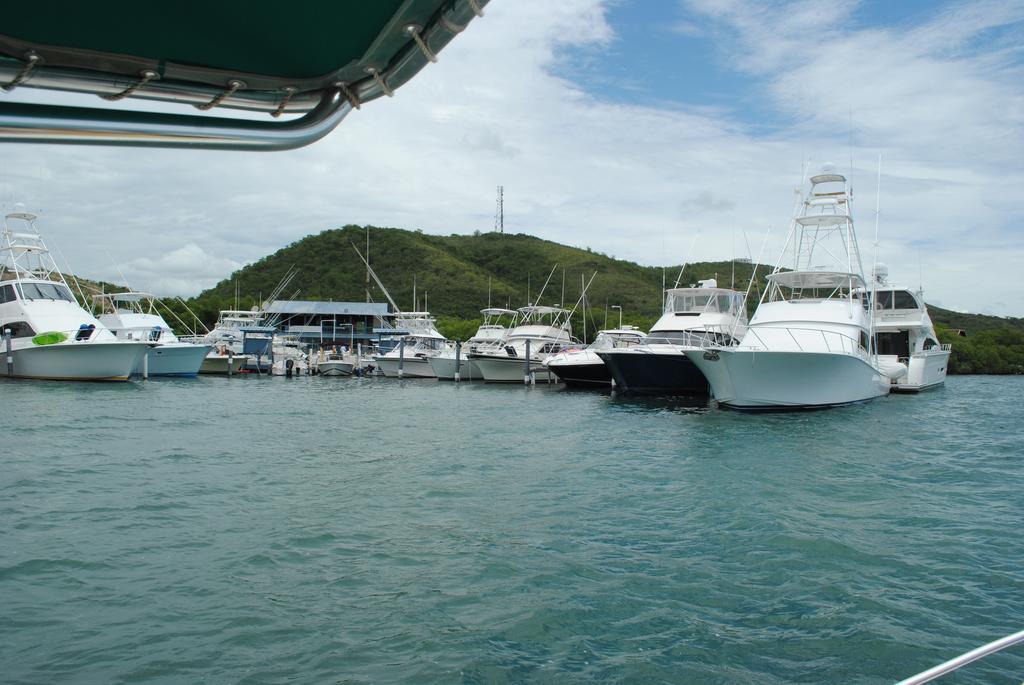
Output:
[93, 292, 211, 377]
[198, 347, 248, 375]
[545, 326, 646, 386]
[428, 308, 516, 380]
[685, 166, 891, 409]
[0, 211, 149, 381]
[598, 280, 747, 394]
[865, 265, 951, 392]
[317, 349, 355, 377]
[471, 305, 575, 383]
[202, 309, 264, 353]
[373, 312, 447, 378]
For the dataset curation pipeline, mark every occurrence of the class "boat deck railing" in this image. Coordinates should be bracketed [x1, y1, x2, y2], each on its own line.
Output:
[741, 325, 865, 357]
[895, 629, 1024, 684]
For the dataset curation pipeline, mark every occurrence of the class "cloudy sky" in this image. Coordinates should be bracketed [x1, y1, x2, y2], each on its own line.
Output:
[3, 0, 1023, 315]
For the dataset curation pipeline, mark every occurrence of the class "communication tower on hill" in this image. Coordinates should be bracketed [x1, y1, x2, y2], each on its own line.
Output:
[494, 185, 503, 234]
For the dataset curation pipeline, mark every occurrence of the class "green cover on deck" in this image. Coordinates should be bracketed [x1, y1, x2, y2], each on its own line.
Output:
[32, 331, 68, 346]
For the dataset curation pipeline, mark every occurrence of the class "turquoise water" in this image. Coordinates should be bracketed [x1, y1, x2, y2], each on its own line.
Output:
[2, 375, 1022, 684]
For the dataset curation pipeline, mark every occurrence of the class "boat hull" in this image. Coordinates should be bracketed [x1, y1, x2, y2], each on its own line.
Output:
[374, 356, 437, 378]
[472, 355, 558, 383]
[428, 354, 482, 380]
[136, 343, 211, 377]
[598, 348, 709, 395]
[546, 360, 611, 386]
[7, 341, 149, 381]
[199, 353, 248, 375]
[685, 349, 890, 409]
[891, 350, 951, 392]
[319, 360, 354, 376]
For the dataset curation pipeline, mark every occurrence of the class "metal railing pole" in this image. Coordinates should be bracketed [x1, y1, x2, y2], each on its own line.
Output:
[895, 629, 1024, 685]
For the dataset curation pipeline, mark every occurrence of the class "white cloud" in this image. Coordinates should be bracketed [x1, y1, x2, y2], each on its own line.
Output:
[1, 0, 1022, 315]
[117, 244, 242, 296]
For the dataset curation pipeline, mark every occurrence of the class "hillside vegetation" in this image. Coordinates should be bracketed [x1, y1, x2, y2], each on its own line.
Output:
[157, 225, 1020, 374]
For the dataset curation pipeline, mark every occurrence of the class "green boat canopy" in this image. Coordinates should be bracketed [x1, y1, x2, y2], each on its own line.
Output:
[0, 0, 489, 150]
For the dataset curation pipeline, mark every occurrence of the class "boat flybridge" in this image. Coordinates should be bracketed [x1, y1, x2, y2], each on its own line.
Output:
[92, 292, 212, 377]
[685, 166, 892, 409]
[373, 312, 448, 378]
[429, 308, 517, 381]
[598, 279, 748, 395]
[545, 326, 647, 387]
[470, 305, 575, 383]
[862, 264, 951, 392]
[0, 211, 149, 381]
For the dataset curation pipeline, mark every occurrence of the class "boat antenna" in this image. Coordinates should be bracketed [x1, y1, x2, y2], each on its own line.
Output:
[561, 268, 565, 308]
[673, 231, 700, 288]
[581, 272, 588, 344]
[351, 242, 401, 313]
[156, 297, 197, 335]
[532, 264, 559, 307]
[50, 238, 88, 306]
[176, 296, 210, 334]
[731, 224, 735, 290]
[366, 225, 370, 303]
[413, 273, 417, 312]
[487, 275, 492, 309]
[731, 224, 772, 340]
[105, 249, 132, 292]
[566, 271, 597, 340]
[870, 153, 882, 359]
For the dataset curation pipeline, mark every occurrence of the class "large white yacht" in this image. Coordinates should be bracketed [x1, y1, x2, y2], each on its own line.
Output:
[373, 312, 447, 378]
[93, 292, 211, 377]
[597, 280, 747, 394]
[865, 265, 951, 392]
[0, 211, 149, 381]
[685, 166, 892, 409]
[545, 326, 646, 387]
[428, 307, 517, 380]
[470, 305, 575, 383]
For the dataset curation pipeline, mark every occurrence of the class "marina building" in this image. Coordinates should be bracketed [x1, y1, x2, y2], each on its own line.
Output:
[263, 300, 390, 349]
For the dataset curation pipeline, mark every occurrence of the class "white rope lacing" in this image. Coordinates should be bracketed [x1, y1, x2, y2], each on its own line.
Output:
[195, 79, 246, 111]
[467, 0, 485, 17]
[270, 86, 297, 117]
[101, 69, 159, 101]
[405, 25, 438, 63]
[2, 51, 40, 92]
[365, 68, 393, 97]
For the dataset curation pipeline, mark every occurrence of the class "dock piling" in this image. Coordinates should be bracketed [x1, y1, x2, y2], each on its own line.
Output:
[455, 341, 462, 383]
[4, 328, 12, 377]
[524, 340, 531, 385]
[398, 337, 406, 378]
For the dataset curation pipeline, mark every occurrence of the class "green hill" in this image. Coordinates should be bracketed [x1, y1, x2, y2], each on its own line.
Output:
[171, 225, 771, 340]
[160, 225, 1020, 374]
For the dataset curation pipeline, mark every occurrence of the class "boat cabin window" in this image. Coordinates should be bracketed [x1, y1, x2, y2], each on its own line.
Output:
[15, 282, 76, 302]
[891, 290, 919, 310]
[2, 320, 36, 338]
[862, 290, 920, 311]
[538, 342, 562, 354]
[0, 284, 16, 304]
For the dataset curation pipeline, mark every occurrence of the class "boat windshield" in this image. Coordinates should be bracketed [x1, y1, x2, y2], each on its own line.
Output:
[16, 282, 76, 302]
[589, 332, 644, 350]
[667, 291, 741, 314]
[646, 330, 728, 346]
